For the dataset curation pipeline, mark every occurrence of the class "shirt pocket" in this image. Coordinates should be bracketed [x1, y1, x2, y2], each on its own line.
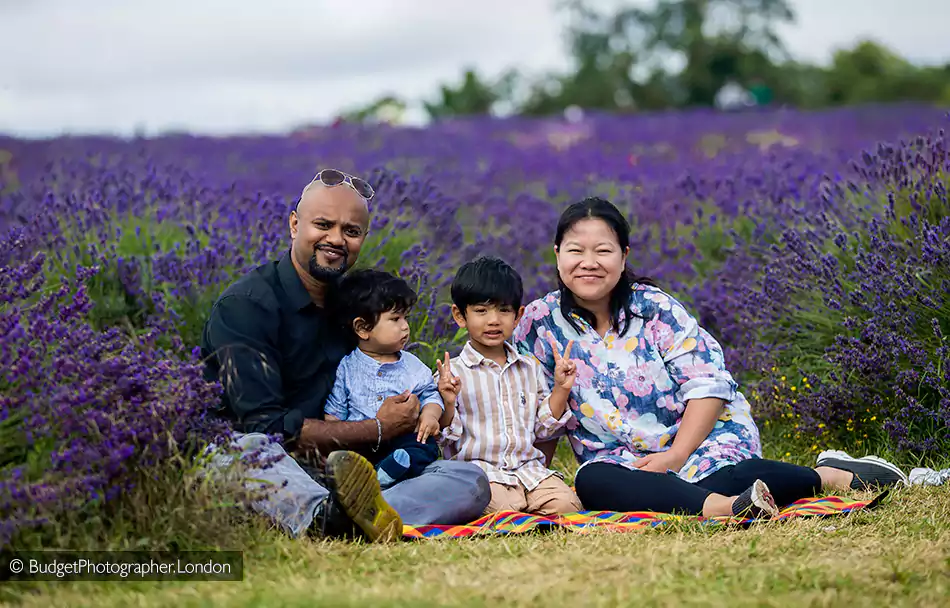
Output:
[518, 390, 540, 424]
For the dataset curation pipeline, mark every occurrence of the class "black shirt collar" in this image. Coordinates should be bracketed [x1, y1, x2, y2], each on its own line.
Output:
[277, 249, 315, 311]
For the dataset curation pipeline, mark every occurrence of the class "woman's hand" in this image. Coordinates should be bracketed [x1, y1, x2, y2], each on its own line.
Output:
[632, 449, 689, 474]
[549, 336, 576, 391]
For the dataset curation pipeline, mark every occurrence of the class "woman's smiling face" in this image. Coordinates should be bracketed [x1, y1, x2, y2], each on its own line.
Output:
[555, 217, 628, 306]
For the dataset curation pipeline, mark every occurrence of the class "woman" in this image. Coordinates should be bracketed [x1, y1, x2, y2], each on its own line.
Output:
[513, 197, 907, 518]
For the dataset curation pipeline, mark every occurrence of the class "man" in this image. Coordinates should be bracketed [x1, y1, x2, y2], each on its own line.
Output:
[201, 168, 491, 543]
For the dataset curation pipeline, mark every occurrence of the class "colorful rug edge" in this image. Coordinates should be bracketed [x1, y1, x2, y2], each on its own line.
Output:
[401, 490, 890, 539]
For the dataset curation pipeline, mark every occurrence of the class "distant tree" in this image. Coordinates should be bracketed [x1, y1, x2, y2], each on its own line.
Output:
[338, 94, 408, 124]
[410, 0, 950, 120]
[422, 68, 520, 119]
[557, 0, 796, 107]
[824, 40, 950, 106]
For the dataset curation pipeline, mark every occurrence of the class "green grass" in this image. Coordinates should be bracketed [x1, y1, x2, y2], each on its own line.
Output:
[7, 488, 950, 606]
[5, 433, 950, 607]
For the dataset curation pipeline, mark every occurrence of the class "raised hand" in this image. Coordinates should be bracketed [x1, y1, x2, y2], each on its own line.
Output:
[435, 351, 461, 402]
[548, 335, 577, 391]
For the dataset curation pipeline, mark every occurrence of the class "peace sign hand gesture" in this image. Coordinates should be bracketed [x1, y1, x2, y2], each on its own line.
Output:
[549, 336, 577, 391]
[435, 351, 461, 405]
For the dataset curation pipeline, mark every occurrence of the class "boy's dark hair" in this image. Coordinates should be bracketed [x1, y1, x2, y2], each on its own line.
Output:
[450, 256, 524, 314]
[330, 268, 417, 338]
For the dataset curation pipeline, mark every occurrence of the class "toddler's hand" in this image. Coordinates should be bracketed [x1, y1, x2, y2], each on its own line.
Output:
[416, 411, 440, 443]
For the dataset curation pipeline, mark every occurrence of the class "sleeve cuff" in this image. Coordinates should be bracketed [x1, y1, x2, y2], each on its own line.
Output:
[678, 377, 737, 403]
[440, 411, 463, 442]
[535, 400, 573, 439]
[282, 409, 305, 440]
[422, 398, 446, 412]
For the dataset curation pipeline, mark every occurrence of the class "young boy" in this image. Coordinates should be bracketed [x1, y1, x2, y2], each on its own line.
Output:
[325, 269, 447, 489]
[435, 256, 583, 516]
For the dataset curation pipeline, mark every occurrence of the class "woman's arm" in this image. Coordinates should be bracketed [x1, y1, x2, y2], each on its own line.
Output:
[666, 397, 725, 460]
[633, 289, 738, 472]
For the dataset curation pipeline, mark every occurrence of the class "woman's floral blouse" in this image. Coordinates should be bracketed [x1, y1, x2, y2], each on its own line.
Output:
[512, 284, 762, 483]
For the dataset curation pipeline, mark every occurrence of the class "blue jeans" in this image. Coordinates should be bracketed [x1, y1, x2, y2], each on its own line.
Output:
[207, 433, 491, 538]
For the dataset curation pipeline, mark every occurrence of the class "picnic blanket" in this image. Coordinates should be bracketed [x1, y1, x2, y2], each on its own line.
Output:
[403, 491, 888, 539]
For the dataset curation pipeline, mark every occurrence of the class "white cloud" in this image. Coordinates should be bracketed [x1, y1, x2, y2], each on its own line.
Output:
[0, 0, 946, 137]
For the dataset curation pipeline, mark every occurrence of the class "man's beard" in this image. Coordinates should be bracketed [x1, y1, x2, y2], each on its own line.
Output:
[308, 245, 349, 282]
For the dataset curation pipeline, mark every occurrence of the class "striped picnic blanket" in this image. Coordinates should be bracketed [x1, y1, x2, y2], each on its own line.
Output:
[403, 491, 888, 539]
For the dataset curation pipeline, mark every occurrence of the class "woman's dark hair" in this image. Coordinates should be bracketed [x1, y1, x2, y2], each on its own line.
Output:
[554, 196, 655, 337]
[329, 269, 417, 342]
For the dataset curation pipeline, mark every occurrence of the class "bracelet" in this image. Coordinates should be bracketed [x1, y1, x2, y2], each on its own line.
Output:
[372, 418, 382, 453]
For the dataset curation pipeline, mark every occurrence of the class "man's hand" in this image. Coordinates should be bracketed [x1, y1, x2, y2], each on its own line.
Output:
[376, 391, 420, 439]
[416, 406, 441, 443]
[435, 351, 461, 405]
[632, 449, 689, 474]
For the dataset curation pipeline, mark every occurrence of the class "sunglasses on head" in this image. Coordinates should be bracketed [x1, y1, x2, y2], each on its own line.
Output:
[309, 168, 375, 200]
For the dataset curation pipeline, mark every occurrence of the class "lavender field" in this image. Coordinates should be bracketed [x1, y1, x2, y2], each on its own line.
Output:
[1, 104, 949, 560]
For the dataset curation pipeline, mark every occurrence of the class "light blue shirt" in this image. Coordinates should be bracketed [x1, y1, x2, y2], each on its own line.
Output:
[324, 348, 444, 421]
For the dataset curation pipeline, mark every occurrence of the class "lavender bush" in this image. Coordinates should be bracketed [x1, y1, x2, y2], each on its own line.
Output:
[712, 129, 950, 457]
[1, 104, 949, 548]
[0, 235, 233, 548]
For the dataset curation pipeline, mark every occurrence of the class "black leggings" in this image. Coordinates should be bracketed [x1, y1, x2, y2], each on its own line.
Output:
[574, 458, 822, 515]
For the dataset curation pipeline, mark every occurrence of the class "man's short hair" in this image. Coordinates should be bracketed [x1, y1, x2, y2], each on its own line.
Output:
[450, 256, 524, 314]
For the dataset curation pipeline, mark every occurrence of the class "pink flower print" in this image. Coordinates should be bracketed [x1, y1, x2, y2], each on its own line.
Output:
[656, 394, 679, 412]
[533, 337, 548, 362]
[698, 459, 712, 472]
[645, 318, 675, 352]
[680, 361, 719, 379]
[574, 359, 596, 388]
[623, 362, 655, 397]
[612, 387, 630, 410]
[524, 300, 550, 322]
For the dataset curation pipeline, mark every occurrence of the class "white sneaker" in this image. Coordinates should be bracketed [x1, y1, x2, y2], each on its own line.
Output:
[909, 467, 950, 486]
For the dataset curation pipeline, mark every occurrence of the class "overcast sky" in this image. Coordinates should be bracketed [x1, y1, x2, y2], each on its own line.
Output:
[1, 0, 947, 137]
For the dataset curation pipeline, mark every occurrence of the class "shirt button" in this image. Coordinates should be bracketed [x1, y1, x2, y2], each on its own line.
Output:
[377, 371, 383, 377]
[377, 395, 383, 401]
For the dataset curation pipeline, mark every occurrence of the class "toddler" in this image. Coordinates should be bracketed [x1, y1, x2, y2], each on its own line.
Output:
[325, 269, 446, 489]
[435, 256, 583, 516]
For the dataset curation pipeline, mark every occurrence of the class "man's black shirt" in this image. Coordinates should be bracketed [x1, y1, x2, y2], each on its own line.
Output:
[200, 250, 352, 443]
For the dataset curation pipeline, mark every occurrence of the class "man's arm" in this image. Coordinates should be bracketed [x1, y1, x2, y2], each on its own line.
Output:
[296, 417, 382, 455]
[296, 392, 422, 454]
[205, 294, 300, 439]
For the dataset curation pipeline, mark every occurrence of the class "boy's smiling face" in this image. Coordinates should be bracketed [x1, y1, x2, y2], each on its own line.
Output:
[451, 301, 525, 349]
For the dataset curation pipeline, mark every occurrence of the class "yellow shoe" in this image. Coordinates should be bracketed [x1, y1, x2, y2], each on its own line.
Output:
[324, 450, 403, 543]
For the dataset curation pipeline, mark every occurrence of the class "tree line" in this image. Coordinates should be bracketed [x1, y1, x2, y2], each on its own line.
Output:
[340, 0, 950, 123]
